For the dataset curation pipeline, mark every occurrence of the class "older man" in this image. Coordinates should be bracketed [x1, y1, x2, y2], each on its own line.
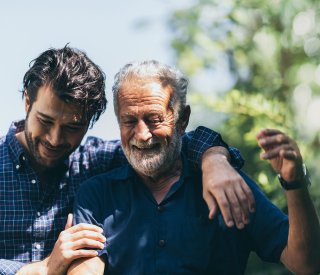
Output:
[70, 60, 320, 274]
[1, 47, 253, 275]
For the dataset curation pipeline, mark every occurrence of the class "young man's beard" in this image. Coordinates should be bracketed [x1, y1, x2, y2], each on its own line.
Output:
[24, 118, 72, 169]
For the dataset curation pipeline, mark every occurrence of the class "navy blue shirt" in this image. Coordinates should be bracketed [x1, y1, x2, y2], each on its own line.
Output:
[74, 155, 289, 275]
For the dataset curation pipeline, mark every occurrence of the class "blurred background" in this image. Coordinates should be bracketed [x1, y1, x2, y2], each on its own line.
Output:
[1, 0, 319, 273]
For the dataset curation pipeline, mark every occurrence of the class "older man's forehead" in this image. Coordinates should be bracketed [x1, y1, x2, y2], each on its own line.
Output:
[120, 78, 173, 96]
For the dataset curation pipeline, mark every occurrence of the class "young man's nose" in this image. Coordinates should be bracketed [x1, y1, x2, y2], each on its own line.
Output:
[47, 126, 64, 146]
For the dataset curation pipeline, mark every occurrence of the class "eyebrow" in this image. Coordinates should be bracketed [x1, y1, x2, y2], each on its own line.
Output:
[37, 111, 87, 126]
[37, 112, 53, 120]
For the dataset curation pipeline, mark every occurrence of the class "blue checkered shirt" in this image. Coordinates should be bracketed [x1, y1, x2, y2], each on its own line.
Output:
[0, 120, 243, 274]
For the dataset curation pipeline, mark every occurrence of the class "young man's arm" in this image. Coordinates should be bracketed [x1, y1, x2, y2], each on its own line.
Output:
[91, 126, 244, 170]
[185, 126, 255, 229]
[257, 129, 320, 274]
[201, 146, 255, 229]
[15, 215, 105, 275]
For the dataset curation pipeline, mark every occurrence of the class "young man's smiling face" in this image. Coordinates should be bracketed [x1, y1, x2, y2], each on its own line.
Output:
[20, 85, 89, 169]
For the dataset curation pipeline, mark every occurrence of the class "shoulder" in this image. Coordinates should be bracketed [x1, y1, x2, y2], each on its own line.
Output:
[238, 170, 288, 230]
[0, 135, 6, 144]
[238, 171, 288, 258]
[72, 136, 122, 161]
[0, 136, 11, 168]
[69, 136, 123, 171]
[0, 135, 7, 152]
[238, 171, 268, 199]
[79, 165, 131, 192]
[0, 120, 29, 165]
[74, 165, 133, 215]
[80, 136, 121, 151]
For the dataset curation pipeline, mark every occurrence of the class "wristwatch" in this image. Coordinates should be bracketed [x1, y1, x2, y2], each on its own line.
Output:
[278, 163, 311, 190]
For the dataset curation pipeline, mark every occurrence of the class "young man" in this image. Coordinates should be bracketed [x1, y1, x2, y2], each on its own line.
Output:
[0, 47, 254, 274]
[70, 60, 320, 274]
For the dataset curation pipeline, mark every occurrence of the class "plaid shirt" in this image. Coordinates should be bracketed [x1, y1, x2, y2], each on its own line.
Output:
[0, 120, 243, 274]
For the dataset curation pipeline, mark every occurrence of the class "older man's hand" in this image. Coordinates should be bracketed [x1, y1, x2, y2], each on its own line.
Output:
[201, 147, 255, 229]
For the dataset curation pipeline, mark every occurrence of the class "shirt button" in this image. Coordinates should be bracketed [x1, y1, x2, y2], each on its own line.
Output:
[157, 205, 164, 212]
[15, 164, 20, 170]
[37, 212, 41, 217]
[35, 243, 41, 250]
[31, 179, 36, 184]
[59, 183, 66, 190]
[158, 239, 166, 247]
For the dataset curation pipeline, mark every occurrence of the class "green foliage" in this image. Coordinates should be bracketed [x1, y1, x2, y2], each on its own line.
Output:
[169, 0, 320, 203]
[169, 0, 320, 273]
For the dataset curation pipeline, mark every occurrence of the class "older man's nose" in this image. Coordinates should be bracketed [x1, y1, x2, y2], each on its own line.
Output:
[134, 120, 152, 141]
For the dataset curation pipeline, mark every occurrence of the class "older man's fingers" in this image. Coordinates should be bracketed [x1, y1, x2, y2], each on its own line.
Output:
[258, 134, 289, 150]
[280, 148, 299, 160]
[260, 144, 293, 160]
[256, 128, 283, 139]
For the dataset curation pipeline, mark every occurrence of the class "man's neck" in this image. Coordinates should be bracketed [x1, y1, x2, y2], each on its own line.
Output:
[138, 158, 183, 204]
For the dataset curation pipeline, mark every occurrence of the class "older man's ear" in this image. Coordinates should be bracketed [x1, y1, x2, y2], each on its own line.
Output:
[179, 105, 191, 134]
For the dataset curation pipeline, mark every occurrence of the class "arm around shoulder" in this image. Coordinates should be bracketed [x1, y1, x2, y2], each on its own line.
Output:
[183, 126, 244, 169]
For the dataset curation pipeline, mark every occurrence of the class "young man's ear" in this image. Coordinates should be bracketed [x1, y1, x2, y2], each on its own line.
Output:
[179, 105, 191, 133]
[24, 90, 30, 113]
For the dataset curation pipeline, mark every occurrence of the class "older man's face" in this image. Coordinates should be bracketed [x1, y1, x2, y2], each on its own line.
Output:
[117, 78, 184, 177]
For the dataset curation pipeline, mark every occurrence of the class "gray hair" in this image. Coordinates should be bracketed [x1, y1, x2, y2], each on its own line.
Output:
[112, 60, 188, 122]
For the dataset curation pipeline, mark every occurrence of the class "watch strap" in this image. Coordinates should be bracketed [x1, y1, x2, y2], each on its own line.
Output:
[278, 163, 311, 190]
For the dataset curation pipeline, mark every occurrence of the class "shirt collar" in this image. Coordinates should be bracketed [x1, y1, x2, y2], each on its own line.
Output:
[125, 152, 191, 204]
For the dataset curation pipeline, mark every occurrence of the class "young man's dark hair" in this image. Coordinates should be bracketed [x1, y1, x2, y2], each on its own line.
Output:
[21, 45, 107, 128]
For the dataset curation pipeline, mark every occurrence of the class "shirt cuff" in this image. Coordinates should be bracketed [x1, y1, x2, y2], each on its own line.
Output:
[0, 259, 26, 275]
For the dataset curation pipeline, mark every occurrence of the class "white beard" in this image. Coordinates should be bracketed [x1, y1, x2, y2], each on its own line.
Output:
[122, 130, 182, 177]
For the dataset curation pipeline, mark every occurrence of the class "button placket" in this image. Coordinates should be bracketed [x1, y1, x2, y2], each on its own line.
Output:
[156, 204, 167, 250]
